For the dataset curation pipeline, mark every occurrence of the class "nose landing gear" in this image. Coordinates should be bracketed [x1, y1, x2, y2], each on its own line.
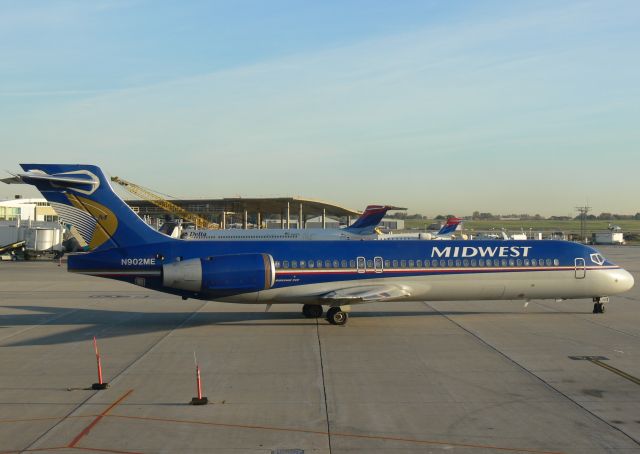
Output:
[593, 296, 609, 314]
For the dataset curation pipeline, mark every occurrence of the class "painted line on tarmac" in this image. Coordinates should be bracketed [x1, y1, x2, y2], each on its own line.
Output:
[106, 413, 565, 454]
[0, 447, 67, 454]
[426, 302, 640, 448]
[1, 444, 140, 454]
[1, 447, 141, 454]
[588, 359, 640, 386]
[69, 446, 143, 454]
[19, 302, 208, 452]
[315, 319, 333, 453]
[67, 389, 134, 448]
[0, 415, 95, 425]
[0, 307, 85, 344]
[569, 356, 640, 385]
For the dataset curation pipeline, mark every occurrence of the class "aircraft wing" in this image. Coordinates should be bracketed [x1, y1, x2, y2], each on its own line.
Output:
[320, 284, 411, 304]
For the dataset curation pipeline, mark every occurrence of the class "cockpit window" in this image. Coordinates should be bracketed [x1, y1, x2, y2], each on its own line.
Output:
[590, 253, 605, 265]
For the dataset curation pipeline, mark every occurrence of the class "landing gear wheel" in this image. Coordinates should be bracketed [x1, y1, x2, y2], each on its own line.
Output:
[326, 307, 348, 325]
[593, 302, 603, 314]
[302, 304, 323, 318]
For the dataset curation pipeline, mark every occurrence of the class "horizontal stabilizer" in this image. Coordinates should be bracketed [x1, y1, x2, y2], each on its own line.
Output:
[321, 285, 411, 304]
[18, 170, 100, 192]
[1, 175, 24, 185]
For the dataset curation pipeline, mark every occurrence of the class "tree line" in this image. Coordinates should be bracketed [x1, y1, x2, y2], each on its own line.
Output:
[387, 211, 640, 221]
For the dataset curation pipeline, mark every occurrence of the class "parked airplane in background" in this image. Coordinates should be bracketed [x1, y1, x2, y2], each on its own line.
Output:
[179, 205, 405, 241]
[377, 217, 463, 241]
[16, 164, 634, 325]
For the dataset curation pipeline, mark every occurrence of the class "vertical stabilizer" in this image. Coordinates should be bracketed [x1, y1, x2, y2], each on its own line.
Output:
[19, 164, 171, 250]
[345, 205, 404, 235]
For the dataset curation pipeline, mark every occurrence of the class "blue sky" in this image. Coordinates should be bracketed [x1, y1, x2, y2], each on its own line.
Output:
[1, 0, 639, 216]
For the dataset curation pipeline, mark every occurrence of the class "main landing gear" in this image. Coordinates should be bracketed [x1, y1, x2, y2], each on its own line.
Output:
[593, 296, 609, 314]
[302, 304, 323, 319]
[301, 304, 349, 325]
[326, 306, 348, 325]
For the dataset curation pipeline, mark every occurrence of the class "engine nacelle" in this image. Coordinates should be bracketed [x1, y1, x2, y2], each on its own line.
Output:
[163, 253, 275, 294]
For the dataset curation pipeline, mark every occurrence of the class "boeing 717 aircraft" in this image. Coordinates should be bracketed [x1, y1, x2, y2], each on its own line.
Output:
[16, 164, 634, 325]
[181, 205, 403, 241]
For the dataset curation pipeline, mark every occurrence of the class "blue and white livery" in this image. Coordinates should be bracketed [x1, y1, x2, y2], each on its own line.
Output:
[17, 164, 634, 325]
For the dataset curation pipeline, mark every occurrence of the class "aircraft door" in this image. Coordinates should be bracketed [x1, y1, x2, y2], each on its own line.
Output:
[374, 256, 383, 273]
[357, 256, 366, 274]
[575, 258, 586, 279]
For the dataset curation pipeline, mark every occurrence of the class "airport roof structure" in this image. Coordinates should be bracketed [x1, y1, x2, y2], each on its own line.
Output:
[125, 197, 362, 228]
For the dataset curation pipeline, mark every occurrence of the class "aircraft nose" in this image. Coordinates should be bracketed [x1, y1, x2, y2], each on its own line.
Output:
[608, 268, 635, 294]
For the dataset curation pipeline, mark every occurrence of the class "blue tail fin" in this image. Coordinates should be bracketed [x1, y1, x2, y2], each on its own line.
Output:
[437, 217, 462, 235]
[19, 164, 170, 251]
[345, 205, 403, 235]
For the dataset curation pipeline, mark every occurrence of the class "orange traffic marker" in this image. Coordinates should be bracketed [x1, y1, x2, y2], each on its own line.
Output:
[190, 353, 208, 405]
[91, 336, 109, 390]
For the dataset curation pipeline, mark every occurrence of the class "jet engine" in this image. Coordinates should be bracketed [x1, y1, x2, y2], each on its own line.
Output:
[162, 253, 275, 294]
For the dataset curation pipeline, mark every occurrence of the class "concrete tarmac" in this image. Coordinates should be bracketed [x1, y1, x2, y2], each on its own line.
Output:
[0, 245, 639, 453]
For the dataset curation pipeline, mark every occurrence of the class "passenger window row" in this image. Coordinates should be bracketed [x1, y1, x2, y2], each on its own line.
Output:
[213, 235, 297, 239]
[274, 258, 561, 269]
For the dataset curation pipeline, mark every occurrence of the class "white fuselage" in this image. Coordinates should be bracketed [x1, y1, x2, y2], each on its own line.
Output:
[376, 232, 453, 240]
[219, 266, 633, 305]
[182, 228, 375, 241]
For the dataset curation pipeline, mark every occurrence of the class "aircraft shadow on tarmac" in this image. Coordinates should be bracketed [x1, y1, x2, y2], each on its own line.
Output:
[0, 304, 587, 347]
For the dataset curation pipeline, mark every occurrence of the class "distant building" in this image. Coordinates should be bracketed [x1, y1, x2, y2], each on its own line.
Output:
[379, 219, 404, 230]
[126, 197, 359, 230]
[302, 216, 341, 229]
[0, 198, 59, 222]
[0, 198, 65, 254]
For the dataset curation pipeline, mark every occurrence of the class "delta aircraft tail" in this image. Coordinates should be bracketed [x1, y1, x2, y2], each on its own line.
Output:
[344, 205, 404, 235]
[18, 164, 169, 251]
[437, 217, 463, 236]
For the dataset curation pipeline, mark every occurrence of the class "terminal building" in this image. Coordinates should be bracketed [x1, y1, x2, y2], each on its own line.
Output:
[1, 196, 362, 231]
[0, 195, 365, 256]
[126, 197, 361, 230]
[0, 197, 64, 257]
[0, 197, 59, 222]
[1, 194, 407, 254]
[0, 195, 405, 233]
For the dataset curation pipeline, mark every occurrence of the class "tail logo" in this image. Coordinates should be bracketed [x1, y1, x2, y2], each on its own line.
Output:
[28, 169, 101, 195]
[52, 194, 118, 250]
[60, 170, 100, 195]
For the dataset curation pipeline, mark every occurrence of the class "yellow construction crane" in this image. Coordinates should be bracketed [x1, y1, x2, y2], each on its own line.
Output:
[110, 176, 219, 230]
